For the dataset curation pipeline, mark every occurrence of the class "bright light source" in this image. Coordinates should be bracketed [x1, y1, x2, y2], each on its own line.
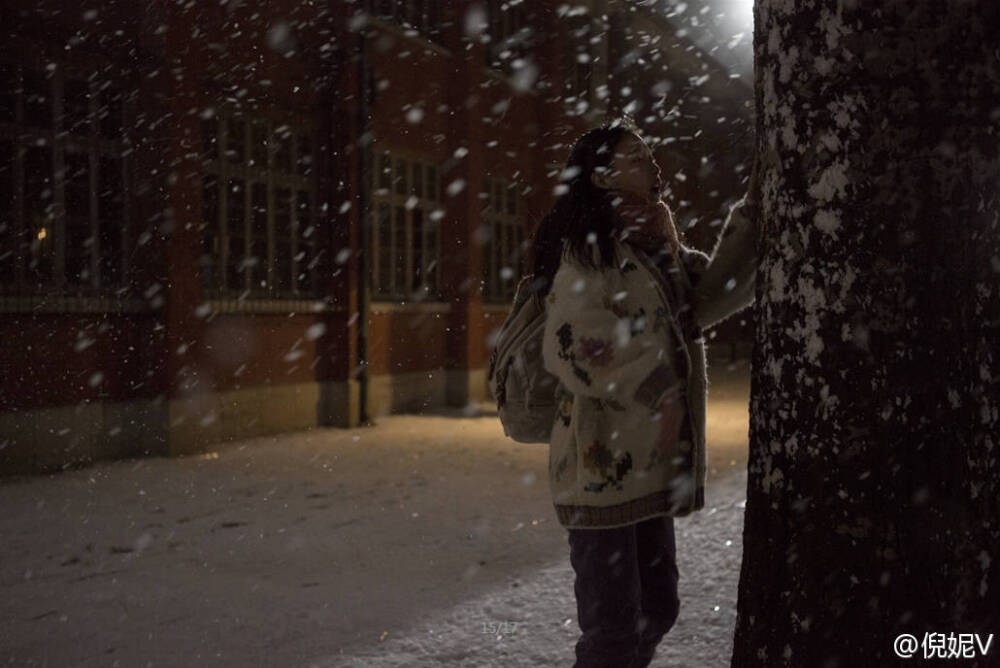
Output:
[716, 0, 754, 31]
[737, 0, 754, 26]
[665, 0, 755, 75]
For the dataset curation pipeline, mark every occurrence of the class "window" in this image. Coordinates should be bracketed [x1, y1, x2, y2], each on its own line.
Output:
[481, 177, 524, 301]
[484, 0, 534, 75]
[0, 60, 132, 294]
[371, 149, 442, 300]
[363, 0, 444, 44]
[200, 109, 318, 298]
[563, 11, 594, 114]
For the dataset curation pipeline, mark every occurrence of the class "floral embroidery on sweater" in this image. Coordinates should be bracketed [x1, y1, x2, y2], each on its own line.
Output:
[601, 296, 649, 338]
[555, 322, 593, 387]
[593, 397, 626, 412]
[577, 336, 614, 367]
[557, 396, 573, 427]
[629, 307, 648, 335]
[606, 297, 629, 318]
[581, 439, 633, 492]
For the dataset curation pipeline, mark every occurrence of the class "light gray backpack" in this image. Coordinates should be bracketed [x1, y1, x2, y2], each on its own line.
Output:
[487, 274, 560, 443]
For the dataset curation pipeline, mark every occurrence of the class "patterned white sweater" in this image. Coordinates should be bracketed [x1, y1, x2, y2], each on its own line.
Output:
[541, 200, 757, 529]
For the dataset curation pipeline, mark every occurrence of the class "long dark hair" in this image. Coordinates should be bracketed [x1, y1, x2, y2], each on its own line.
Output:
[529, 121, 634, 297]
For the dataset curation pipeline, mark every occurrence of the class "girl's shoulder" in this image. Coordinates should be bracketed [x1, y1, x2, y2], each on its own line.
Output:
[554, 242, 630, 291]
[557, 239, 626, 274]
[553, 242, 660, 306]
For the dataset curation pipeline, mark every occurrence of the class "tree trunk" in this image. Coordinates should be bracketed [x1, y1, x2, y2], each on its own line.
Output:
[733, 2, 1000, 667]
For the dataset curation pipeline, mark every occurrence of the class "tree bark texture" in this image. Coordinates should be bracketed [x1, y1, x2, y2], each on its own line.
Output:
[733, 2, 1000, 667]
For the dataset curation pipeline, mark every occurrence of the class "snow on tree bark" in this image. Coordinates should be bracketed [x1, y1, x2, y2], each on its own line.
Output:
[733, 2, 1000, 667]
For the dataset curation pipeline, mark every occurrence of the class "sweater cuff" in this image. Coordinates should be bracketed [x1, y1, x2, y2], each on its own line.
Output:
[632, 361, 683, 411]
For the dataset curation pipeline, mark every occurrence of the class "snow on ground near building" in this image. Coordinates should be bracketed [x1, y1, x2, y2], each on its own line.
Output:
[1, 362, 750, 667]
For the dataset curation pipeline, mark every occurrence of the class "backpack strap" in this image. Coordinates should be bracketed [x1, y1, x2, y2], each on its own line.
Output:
[488, 273, 538, 405]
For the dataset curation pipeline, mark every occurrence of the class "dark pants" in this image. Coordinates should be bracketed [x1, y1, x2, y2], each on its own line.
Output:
[568, 515, 680, 668]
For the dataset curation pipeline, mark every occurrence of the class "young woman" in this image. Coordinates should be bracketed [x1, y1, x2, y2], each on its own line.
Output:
[532, 120, 758, 668]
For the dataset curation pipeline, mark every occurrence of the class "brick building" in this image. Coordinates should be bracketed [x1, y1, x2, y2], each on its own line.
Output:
[0, 0, 752, 474]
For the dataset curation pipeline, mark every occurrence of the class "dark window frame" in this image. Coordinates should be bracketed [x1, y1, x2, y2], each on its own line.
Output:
[370, 147, 442, 302]
[362, 0, 445, 45]
[484, 0, 535, 76]
[481, 176, 524, 302]
[0, 59, 133, 295]
[200, 107, 319, 299]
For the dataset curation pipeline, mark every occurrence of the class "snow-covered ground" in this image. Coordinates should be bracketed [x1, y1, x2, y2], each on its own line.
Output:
[1, 362, 751, 667]
[331, 471, 747, 668]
